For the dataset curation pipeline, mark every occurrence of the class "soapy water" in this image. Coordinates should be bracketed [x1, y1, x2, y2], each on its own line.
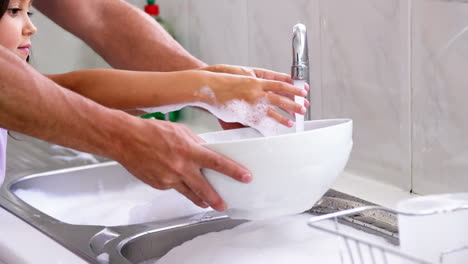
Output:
[294, 80, 306, 133]
[15, 184, 211, 226]
[138, 87, 288, 137]
[140, 214, 405, 264]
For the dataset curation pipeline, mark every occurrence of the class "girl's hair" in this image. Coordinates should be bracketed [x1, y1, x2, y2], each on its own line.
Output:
[0, 0, 9, 19]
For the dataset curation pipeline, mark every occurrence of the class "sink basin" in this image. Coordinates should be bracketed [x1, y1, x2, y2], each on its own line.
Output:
[10, 162, 210, 226]
[0, 162, 395, 263]
[0, 162, 247, 263]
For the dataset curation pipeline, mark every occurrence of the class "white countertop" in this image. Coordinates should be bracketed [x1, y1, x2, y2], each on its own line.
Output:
[332, 171, 419, 210]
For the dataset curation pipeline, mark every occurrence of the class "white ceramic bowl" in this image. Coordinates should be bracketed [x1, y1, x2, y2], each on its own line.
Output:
[199, 119, 353, 220]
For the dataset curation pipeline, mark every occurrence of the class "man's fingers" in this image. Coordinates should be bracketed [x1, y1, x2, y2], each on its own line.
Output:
[183, 144, 254, 212]
[196, 146, 252, 184]
[182, 167, 227, 212]
[174, 183, 209, 209]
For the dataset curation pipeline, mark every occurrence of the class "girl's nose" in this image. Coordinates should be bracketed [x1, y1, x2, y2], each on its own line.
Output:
[23, 17, 37, 36]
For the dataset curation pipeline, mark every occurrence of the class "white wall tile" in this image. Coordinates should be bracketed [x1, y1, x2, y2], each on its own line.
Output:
[412, 0, 468, 194]
[30, 8, 110, 74]
[247, 0, 322, 119]
[185, 0, 249, 66]
[157, 0, 191, 49]
[31, 1, 187, 74]
[319, 0, 411, 190]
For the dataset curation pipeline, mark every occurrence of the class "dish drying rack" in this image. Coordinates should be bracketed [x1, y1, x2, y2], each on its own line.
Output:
[306, 194, 468, 264]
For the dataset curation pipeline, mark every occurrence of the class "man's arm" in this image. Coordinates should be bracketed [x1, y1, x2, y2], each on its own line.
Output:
[0, 47, 251, 211]
[33, 0, 206, 71]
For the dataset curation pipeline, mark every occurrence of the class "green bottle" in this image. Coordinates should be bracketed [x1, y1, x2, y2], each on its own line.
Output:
[142, 0, 181, 122]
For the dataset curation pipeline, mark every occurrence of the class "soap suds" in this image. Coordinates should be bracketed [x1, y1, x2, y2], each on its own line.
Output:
[140, 214, 403, 264]
[15, 184, 211, 226]
[199, 86, 216, 100]
[138, 87, 287, 136]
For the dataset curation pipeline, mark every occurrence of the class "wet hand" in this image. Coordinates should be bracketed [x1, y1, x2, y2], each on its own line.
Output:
[202, 70, 308, 128]
[115, 118, 252, 211]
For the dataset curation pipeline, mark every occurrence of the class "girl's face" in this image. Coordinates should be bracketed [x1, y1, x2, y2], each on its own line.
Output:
[0, 0, 36, 61]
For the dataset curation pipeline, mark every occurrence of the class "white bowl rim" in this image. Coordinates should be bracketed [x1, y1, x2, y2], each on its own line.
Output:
[200, 118, 352, 146]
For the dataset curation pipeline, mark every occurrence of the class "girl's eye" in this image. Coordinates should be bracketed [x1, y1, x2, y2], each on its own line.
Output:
[8, 8, 21, 16]
[27, 11, 33, 17]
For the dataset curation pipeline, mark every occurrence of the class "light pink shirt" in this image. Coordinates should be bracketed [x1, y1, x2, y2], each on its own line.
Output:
[0, 128, 6, 187]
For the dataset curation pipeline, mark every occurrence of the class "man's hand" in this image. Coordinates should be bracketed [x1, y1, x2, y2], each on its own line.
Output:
[114, 118, 252, 211]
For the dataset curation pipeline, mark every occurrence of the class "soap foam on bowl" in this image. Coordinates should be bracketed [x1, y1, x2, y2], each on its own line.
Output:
[199, 119, 353, 220]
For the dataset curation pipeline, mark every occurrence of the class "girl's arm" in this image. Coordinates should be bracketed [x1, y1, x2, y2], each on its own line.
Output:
[46, 70, 208, 110]
[46, 69, 307, 127]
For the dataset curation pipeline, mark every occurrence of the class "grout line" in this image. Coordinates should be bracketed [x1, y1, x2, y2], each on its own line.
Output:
[318, 0, 324, 119]
[408, 0, 414, 193]
[245, 0, 250, 67]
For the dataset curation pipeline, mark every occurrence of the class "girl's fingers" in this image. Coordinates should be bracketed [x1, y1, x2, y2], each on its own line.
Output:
[273, 93, 309, 110]
[252, 68, 294, 84]
[267, 93, 306, 116]
[267, 108, 294, 127]
[263, 81, 307, 97]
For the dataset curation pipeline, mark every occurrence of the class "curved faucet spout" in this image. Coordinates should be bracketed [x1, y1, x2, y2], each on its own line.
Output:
[291, 23, 310, 120]
[292, 24, 309, 71]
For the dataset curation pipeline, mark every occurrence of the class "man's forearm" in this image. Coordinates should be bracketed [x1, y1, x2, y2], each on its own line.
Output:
[34, 0, 207, 71]
[0, 47, 131, 160]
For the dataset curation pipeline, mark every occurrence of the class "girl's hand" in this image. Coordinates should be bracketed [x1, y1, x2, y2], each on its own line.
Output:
[200, 64, 310, 118]
[200, 70, 308, 128]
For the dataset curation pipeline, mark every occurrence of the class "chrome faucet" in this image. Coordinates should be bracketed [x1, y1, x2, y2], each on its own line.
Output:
[291, 23, 310, 120]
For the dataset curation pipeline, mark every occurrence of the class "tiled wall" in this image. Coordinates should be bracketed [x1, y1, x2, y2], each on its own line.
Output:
[318, 0, 411, 190]
[158, 0, 410, 191]
[29, 8, 110, 73]
[25, 0, 468, 194]
[412, 0, 468, 194]
[158, 0, 468, 194]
